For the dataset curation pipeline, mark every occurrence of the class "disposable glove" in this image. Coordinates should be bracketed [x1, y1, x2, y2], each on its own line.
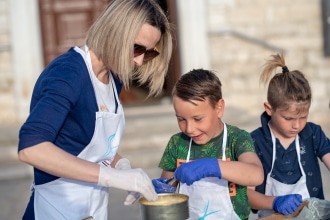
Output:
[273, 194, 303, 215]
[174, 158, 221, 185]
[152, 178, 176, 193]
[123, 191, 141, 205]
[115, 158, 131, 170]
[98, 165, 158, 202]
[114, 158, 142, 205]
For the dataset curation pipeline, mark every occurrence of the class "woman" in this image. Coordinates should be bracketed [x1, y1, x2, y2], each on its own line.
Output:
[18, 0, 173, 219]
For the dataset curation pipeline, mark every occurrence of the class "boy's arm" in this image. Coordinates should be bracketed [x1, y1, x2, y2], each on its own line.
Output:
[247, 187, 275, 211]
[174, 153, 264, 186]
[247, 187, 303, 215]
[220, 152, 264, 186]
[322, 153, 330, 171]
[160, 170, 175, 178]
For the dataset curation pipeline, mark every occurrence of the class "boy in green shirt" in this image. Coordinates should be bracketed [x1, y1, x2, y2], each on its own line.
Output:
[153, 69, 264, 220]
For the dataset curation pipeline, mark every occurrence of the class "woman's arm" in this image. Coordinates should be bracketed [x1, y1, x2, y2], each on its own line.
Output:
[18, 141, 100, 183]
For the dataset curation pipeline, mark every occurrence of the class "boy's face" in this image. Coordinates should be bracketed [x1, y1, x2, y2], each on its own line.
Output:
[265, 102, 309, 140]
[173, 96, 224, 145]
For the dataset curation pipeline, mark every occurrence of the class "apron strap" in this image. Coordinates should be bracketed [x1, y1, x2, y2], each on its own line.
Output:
[186, 122, 227, 162]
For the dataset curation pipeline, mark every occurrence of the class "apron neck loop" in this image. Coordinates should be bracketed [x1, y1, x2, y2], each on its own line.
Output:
[186, 122, 227, 162]
[268, 123, 303, 174]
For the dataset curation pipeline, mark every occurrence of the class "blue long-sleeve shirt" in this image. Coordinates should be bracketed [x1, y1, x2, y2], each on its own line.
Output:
[18, 47, 122, 185]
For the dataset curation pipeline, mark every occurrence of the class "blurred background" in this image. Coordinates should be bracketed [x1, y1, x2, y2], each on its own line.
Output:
[1, 0, 330, 125]
[0, 0, 329, 219]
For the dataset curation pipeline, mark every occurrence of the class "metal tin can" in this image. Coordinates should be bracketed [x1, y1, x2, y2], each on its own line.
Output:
[139, 193, 189, 220]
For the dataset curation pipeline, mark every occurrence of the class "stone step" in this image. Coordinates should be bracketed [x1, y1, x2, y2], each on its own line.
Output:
[0, 160, 32, 180]
[0, 145, 18, 162]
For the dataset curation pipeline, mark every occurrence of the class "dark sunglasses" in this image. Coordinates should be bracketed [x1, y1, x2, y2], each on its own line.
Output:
[134, 44, 159, 61]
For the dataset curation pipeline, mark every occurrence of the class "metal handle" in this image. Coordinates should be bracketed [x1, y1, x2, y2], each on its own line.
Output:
[165, 176, 176, 185]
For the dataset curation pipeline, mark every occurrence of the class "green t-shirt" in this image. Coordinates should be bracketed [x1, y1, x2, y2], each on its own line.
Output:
[158, 124, 255, 220]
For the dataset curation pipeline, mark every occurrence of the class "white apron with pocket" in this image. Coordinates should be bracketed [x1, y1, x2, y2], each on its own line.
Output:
[179, 123, 241, 220]
[33, 46, 125, 220]
[258, 125, 310, 217]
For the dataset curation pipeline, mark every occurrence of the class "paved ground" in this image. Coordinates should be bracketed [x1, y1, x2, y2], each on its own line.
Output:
[0, 167, 162, 220]
[0, 103, 329, 219]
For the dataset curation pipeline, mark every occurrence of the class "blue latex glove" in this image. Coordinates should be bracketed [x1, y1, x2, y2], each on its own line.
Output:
[174, 158, 221, 185]
[273, 194, 303, 215]
[152, 178, 176, 193]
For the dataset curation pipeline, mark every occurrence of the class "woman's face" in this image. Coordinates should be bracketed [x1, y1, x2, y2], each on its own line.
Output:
[133, 23, 161, 66]
[173, 96, 224, 145]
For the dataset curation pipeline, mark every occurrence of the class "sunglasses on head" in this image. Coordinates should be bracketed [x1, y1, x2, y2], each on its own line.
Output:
[134, 44, 159, 62]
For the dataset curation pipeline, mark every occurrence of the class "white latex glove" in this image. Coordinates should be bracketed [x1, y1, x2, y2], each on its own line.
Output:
[115, 158, 142, 205]
[99, 160, 157, 202]
[123, 191, 141, 205]
[115, 158, 131, 170]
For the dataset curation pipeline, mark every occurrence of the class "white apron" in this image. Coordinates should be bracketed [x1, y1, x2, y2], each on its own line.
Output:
[179, 123, 241, 220]
[33, 46, 125, 220]
[258, 125, 310, 217]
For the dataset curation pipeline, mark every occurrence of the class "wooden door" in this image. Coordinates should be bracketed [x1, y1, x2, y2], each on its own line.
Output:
[39, 0, 108, 66]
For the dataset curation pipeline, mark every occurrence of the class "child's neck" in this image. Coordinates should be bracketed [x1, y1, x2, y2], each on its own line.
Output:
[271, 130, 296, 149]
[278, 137, 295, 149]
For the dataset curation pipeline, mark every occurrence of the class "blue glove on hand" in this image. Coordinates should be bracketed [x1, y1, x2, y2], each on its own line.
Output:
[152, 178, 176, 193]
[174, 158, 221, 185]
[273, 194, 303, 215]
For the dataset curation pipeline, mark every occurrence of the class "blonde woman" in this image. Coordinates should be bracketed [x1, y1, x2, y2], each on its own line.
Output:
[18, 0, 173, 219]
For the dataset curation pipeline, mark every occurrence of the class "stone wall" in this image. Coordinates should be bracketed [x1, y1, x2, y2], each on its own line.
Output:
[207, 0, 330, 129]
[0, 0, 43, 125]
[0, 0, 329, 131]
[0, 0, 16, 124]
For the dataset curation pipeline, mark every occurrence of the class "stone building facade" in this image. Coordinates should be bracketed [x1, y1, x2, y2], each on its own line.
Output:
[1, 0, 329, 130]
[178, 0, 330, 130]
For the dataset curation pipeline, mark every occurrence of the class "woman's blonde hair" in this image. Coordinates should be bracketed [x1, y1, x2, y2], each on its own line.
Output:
[86, 0, 173, 96]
